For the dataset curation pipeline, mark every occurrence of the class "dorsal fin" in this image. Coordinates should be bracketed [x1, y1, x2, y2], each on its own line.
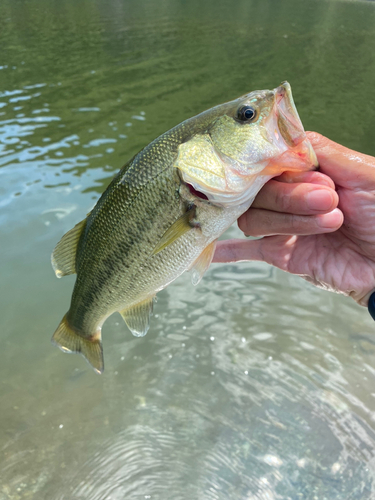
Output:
[51, 218, 87, 278]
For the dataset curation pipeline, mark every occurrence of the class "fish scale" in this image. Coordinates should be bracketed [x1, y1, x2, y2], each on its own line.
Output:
[51, 82, 317, 373]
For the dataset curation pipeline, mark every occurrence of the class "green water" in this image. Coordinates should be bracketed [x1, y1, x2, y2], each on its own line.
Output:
[1, 0, 375, 498]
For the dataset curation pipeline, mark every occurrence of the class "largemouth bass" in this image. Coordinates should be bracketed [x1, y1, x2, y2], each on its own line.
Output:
[52, 82, 317, 373]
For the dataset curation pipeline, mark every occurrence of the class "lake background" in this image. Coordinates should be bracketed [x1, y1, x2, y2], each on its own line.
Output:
[1, 0, 375, 498]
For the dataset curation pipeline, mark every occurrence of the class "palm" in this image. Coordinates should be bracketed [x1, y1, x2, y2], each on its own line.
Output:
[261, 235, 374, 306]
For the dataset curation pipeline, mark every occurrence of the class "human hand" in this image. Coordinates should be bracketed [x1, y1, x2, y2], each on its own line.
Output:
[213, 132, 375, 306]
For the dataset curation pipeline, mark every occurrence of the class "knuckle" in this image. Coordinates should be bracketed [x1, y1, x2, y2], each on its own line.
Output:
[275, 188, 293, 213]
[289, 214, 302, 231]
[241, 209, 270, 237]
[238, 210, 252, 234]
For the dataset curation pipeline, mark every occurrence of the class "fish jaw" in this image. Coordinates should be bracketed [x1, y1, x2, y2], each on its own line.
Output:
[264, 82, 317, 171]
[274, 81, 306, 147]
[263, 136, 318, 176]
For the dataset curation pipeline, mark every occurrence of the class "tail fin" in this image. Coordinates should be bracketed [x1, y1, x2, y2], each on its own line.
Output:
[52, 315, 104, 374]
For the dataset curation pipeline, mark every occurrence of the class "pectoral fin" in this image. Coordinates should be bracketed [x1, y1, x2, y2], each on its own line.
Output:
[51, 218, 87, 278]
[119, 297, 155, 337]
[152, 205, 197, 255]
[190, 239, 217, 286]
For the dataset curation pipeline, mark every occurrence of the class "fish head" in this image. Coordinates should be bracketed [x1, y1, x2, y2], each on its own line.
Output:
[177, 82, 318, 207]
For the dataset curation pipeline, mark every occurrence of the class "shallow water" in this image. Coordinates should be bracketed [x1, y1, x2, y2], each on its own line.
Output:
[1, 0, 375, 498]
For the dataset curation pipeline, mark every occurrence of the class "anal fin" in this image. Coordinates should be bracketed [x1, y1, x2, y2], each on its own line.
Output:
[51, 218, 87, 278]
[119, 297, 155, 337]
[190, 239, 217, 286]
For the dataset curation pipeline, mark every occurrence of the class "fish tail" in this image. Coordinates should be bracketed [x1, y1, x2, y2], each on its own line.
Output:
[52, 315, 104, 374]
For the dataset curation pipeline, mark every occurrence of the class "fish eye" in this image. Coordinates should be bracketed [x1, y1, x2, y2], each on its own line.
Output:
[237, 106, 257, 122]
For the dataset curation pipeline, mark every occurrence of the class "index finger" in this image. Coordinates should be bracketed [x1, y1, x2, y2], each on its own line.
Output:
[252, 180, 338, 215]
[275, 170, 336, 190]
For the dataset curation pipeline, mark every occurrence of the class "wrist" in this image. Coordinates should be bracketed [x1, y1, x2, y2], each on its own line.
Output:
[357, 288, 375, 308]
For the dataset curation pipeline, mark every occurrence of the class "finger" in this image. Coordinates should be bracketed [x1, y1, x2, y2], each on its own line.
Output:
[307, 132, 375, 189]
[252, 181, 338, 215]
[275, 170, 336, 189]
[238, 208, 343, 237]
[213, 235, 303, 270]
[213, 236, 298, 265]
[213, 238, 268, 263]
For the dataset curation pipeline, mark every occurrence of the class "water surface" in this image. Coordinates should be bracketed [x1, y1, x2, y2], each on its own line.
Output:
[1, 0, 375, 498]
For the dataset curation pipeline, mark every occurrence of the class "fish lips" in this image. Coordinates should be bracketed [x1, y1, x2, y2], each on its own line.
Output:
[274, 82, 304, 146]
[273, 82, 318, 168]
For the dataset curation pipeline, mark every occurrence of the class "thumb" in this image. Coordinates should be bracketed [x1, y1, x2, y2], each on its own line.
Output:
[307, 132, 375, 190]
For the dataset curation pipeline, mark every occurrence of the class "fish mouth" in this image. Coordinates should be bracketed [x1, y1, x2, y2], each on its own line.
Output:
[274, 82, 305, 147]
[272, 82, 318, 168]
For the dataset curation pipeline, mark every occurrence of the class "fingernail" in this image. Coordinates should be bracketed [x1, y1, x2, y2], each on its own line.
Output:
[306, 189, 333, 211]
[317, 208, 343, 228]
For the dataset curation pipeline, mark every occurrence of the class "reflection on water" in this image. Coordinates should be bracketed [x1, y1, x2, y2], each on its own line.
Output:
[1, 0, 375, 498]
